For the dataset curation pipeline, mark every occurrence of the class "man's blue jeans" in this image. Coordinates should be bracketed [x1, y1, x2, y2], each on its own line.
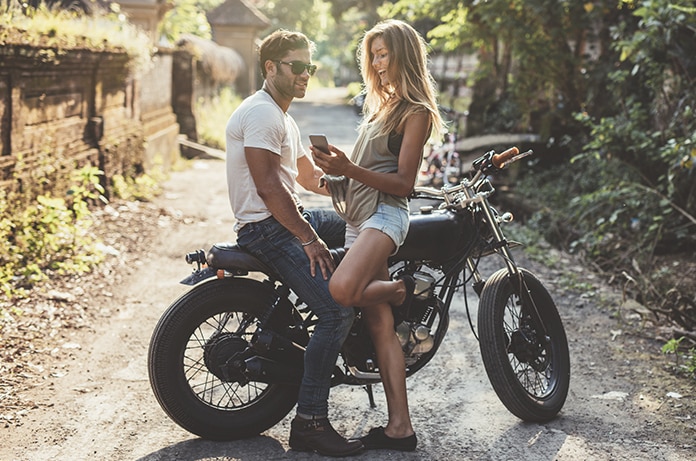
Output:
[236, 209, 354, 417]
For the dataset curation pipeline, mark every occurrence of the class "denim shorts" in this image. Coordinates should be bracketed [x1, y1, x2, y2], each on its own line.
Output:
[345, 203, 409, 251]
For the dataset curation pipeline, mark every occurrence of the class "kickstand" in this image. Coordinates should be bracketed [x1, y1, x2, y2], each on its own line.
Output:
[363, 384, 376, 408]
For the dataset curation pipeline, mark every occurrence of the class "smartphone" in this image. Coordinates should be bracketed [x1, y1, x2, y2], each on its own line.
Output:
[309, 134, 330, 154]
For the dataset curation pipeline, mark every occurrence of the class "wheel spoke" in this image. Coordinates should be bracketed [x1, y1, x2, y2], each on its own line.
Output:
[178, 311, 271, 410]
[184, 353, 208, 380]
[503, 294, 555, 398]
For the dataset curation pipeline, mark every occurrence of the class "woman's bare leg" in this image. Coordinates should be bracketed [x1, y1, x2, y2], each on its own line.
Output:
[329, 229, 407, 308]
[362, 303, 414, 439]
[329, 229, 414, 438]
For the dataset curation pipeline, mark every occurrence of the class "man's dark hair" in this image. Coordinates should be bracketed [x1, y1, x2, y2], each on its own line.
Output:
[258, 29, 315, 78]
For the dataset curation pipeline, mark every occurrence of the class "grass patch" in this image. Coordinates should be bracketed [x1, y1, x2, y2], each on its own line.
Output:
[195, 87, 242, 150]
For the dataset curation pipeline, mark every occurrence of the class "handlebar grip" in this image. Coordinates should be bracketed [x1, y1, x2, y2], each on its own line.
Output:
[491, 146, 519, 168]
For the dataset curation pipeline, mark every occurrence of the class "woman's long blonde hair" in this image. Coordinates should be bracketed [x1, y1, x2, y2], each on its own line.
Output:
[357, 19, 444, 141]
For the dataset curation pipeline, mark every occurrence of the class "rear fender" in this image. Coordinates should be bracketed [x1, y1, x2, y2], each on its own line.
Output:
[180, 267, 217, 286]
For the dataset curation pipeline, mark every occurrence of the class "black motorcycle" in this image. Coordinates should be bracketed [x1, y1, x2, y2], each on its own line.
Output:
[147, 146, 570, 440]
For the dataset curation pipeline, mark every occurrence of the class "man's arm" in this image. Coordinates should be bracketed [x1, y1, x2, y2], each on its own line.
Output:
[245, 147, 335, 278]
[296, 154, 330, 195]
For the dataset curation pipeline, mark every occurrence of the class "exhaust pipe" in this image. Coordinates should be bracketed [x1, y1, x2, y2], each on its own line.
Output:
[244, 356, 303, 384]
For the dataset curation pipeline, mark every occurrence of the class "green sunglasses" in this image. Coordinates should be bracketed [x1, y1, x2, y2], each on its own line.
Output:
[276, 60, 318, 76]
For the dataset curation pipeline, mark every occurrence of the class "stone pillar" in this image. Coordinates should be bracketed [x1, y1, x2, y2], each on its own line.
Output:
[116, 0, 171, 46]
[208, 0, 270, 96]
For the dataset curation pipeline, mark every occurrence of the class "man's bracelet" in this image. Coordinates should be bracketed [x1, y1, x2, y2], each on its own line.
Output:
[300, 236, 318, 247]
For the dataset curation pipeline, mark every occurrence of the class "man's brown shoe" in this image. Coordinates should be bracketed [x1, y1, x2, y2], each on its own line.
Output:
[288, 416, 363, 457]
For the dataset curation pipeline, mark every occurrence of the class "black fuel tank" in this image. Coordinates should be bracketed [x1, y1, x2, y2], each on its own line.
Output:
[392, 208, 475, 263]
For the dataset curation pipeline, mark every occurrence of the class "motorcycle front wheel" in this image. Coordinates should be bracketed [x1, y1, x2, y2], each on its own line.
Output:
[478, 268, 570, 422]
[148, 277, 299, 440]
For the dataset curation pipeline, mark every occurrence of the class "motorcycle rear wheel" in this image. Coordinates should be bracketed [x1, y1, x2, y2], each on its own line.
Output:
[148, 278, 299, 440]
[478, 268, 570, 422]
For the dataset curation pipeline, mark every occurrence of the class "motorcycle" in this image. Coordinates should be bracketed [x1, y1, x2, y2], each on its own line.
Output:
[419, 107, 467, 187]
[421, 131, 462, 187]
[147, 146, 570, 441]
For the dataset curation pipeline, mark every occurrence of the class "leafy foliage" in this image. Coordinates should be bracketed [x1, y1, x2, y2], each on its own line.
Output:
[195, 87, 242, 150]
[111, 173, 163, 202]
[0, 167, 107, 300]
[662, 337, 696, 377]
[570, 2, 696, 257]
[158, 0, 224, 43]
[386, 0, 620, 137]
[510, 1, 695, 330]
[0, 1, 151, 71]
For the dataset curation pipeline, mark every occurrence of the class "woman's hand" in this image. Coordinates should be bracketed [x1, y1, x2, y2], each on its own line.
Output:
[310, 144, 354, 176]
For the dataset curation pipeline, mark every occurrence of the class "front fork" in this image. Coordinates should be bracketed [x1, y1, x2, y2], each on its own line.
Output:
[468, 200, 551, 341]
[467, 195, 518, 295]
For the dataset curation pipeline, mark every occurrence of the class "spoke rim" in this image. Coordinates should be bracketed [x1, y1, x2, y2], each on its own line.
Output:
[182, 311, 270, 410]
[503, 294, 556, 399]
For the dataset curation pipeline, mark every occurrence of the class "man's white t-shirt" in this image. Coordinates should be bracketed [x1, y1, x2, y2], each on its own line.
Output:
[225, 90, 306, 232]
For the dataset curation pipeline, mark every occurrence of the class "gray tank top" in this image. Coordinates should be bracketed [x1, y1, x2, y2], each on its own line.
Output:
[323, 124, 406, 226]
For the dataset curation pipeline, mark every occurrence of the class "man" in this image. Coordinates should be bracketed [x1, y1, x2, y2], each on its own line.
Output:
[225, 30, 362, 457]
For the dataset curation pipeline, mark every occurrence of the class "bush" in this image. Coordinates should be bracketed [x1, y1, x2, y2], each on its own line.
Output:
[195, 87, 242, 150]
[0, 166, 107, 300]
[518, 2, 695, 313]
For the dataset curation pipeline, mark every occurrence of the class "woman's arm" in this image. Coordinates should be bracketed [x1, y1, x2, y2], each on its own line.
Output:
[311, 112, 429, 198]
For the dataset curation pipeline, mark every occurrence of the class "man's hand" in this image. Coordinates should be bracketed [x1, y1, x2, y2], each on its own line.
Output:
[302, 238, 335, 280]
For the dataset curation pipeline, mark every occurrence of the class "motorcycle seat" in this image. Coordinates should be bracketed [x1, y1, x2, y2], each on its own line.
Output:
[207, 243, 273, 273]
[207, 242, 347, 274]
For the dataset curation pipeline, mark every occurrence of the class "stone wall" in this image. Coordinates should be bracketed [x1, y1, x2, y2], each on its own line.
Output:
[0, 45, 179, 198]
[140, 49, 180, 173]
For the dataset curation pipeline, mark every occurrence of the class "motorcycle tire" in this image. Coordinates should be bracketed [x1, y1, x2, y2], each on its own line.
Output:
[478, 268, 570, 422]
[148, 277, 300, 440]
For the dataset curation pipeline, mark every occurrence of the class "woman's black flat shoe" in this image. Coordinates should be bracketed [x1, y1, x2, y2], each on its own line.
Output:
[360, 426, 417, 452]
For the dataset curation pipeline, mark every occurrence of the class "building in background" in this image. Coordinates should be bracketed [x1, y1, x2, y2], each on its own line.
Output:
[207, 0, 270, 95]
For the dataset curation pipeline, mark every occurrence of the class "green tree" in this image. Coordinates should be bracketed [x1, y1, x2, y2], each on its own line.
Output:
[159, 0, 224, 43]
[570, 0, 696, 264]
[380, 0, 696, 321]
[386, 0, 628, 138]
[258, 0, 320, 31]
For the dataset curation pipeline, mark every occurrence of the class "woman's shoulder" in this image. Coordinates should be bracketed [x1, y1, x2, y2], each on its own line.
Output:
[397, 98, 431, 114]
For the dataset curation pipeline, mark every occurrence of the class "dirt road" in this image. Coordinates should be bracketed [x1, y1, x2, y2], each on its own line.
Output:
[1, 88, 693, 461]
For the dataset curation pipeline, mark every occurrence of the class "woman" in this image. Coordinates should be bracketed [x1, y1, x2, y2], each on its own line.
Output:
[310, 19, 444, 452]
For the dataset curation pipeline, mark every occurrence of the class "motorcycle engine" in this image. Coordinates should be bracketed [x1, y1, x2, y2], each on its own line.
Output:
[395, 271, 438, 366]
[343, 271, 440, 371]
